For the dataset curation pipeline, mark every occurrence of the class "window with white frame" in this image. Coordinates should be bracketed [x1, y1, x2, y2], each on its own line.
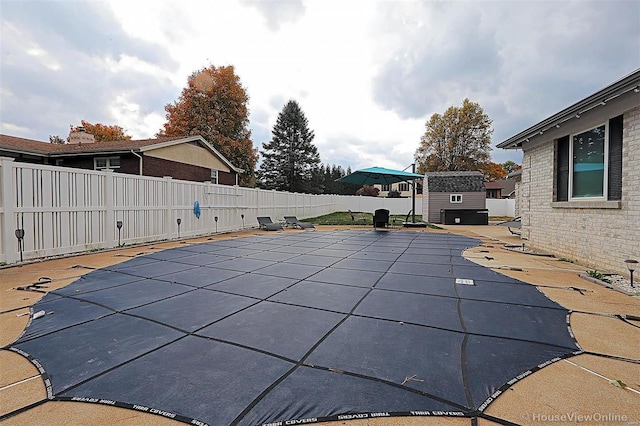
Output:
[555, 115, 622, 203]
[570, 124, 607, 199]
[94, 156, 120, 170]
[398, 182, 409, 192]
[450, 194, 463, 203]
[211, 169, 218, 184]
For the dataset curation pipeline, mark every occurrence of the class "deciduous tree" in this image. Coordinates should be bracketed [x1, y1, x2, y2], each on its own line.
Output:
[158, 65, 257, 186]
[356, 185, 380, 197]
[74, 121, 131, 142]
[415, 98, 493, 174]
[501, 160, 519, 174]
[258, 100, 321, 193]
[49, 135, 66, 144]
[479, 161, 507, 181]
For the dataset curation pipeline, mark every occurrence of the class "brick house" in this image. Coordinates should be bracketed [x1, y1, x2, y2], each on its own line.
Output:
[375, 180, 423, 198]
[497, 69, 640, 276]
[0, 131, 242, 185]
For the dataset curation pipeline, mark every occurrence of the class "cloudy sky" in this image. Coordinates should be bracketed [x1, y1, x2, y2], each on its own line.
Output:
[1, 0, 638, 171]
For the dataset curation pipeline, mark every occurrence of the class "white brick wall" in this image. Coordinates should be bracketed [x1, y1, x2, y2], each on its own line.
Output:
[520, 106, 640, 276]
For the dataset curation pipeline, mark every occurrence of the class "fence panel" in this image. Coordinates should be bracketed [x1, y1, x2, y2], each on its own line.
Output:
[1, 160, 437, 264]
[337, 196, 420, 216]
[485, 199, 516, 217]
[113, 173, 169, 244]
[1, 160, 109, 262]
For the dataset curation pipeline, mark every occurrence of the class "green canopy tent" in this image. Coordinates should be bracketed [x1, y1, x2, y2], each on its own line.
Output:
[336, 166, 426, 227]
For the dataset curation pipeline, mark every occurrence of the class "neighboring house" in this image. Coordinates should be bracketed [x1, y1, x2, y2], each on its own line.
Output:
[497, 69, 639, 276]
[422, 171, 486, 223]
[375, 180, 422, 198]
[0, 131, 243, 185]
[485, 178, 517, 199]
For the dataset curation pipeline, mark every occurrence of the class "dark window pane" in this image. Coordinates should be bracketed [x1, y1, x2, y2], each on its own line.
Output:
[572, 125, 605, 198]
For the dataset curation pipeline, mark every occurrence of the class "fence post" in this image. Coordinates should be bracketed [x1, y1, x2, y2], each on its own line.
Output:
[163, 176, 173, 239]
[0, 157, 17, 263]
[104, 170, 116, 248]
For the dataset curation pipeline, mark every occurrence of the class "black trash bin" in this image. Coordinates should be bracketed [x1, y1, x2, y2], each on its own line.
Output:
[440, 209, 489, 225]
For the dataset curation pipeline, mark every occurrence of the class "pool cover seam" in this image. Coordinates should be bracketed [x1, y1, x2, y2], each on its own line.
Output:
[230, 232, 427, 425]
[6, 340, 213, 426]
[475, 349, 584, 414]
[454, 249, 475, 409]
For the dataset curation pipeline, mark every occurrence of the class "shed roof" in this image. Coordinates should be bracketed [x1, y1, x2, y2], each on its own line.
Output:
[424, 171, 484, 192]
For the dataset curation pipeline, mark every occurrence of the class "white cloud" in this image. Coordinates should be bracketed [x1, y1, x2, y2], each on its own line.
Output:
[2, 0, 638, 172]
[109, 94, 165, 139]
[1, 122, 30, 134]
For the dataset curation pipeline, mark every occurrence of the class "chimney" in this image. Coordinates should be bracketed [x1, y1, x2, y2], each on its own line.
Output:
[68, 126, 95, 145]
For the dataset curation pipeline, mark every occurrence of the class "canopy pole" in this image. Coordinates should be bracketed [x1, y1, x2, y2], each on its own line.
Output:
[412, 163, 416, 223]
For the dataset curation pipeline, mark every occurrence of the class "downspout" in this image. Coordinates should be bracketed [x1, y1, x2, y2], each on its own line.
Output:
[130, 150, 142, 175]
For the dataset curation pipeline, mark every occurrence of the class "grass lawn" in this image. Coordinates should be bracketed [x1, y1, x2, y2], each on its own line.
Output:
[304, 211, 440, 228]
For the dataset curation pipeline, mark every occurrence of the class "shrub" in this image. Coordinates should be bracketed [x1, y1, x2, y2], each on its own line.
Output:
[356, 185, 379, 197]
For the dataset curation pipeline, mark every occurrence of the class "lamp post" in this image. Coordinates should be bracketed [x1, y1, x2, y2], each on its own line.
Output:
[625, 259, 638, 288]
[214, 216, 218, 233]
[116, 221, 123, 246]
[241, 214, 245, 230]
[15, 229, 25, 263]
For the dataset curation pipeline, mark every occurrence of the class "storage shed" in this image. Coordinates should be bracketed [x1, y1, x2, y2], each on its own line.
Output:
[422, 171, 486, 224]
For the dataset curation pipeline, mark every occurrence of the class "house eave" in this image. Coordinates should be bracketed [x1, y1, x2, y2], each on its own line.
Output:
[497, 69, 640, 150]
[49, 149, 138, 158]
[140, 135, 243, 174]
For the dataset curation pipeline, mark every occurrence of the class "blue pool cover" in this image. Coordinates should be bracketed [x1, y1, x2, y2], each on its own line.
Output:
[5, 230, 581, 425]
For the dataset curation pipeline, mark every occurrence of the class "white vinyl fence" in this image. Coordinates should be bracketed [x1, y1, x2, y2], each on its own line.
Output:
[0, 158, 341, 264]
[485, 198, 516, 217]
[0, 158, 514, 264]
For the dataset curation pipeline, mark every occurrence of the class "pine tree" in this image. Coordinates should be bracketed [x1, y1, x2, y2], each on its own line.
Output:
[259, 100, 321, 193]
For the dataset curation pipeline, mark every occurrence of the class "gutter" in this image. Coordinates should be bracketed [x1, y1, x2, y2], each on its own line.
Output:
[130, 150, 143, 175]
[497, 69, 640, 150]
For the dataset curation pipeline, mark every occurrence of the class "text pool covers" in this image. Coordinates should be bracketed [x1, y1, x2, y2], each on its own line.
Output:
[8, 231, 580, 425]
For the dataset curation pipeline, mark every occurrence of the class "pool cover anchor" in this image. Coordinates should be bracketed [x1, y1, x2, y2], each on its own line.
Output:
[16, 277, 52, 292]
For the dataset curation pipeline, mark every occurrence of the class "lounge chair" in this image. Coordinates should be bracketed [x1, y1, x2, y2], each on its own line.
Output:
[349, 210, 367, 225]
[373, 209, 390, 228]
[283, 216, 315, 229]
[257, 217, 283, 231]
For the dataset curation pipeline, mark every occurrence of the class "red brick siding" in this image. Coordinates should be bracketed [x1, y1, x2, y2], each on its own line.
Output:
[143, 156, 209, 181]
[142, 156, 237, 184]
[218, 170, 236, 185]
[56, 155, 139, 174]
[6, 151, 238, 185]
